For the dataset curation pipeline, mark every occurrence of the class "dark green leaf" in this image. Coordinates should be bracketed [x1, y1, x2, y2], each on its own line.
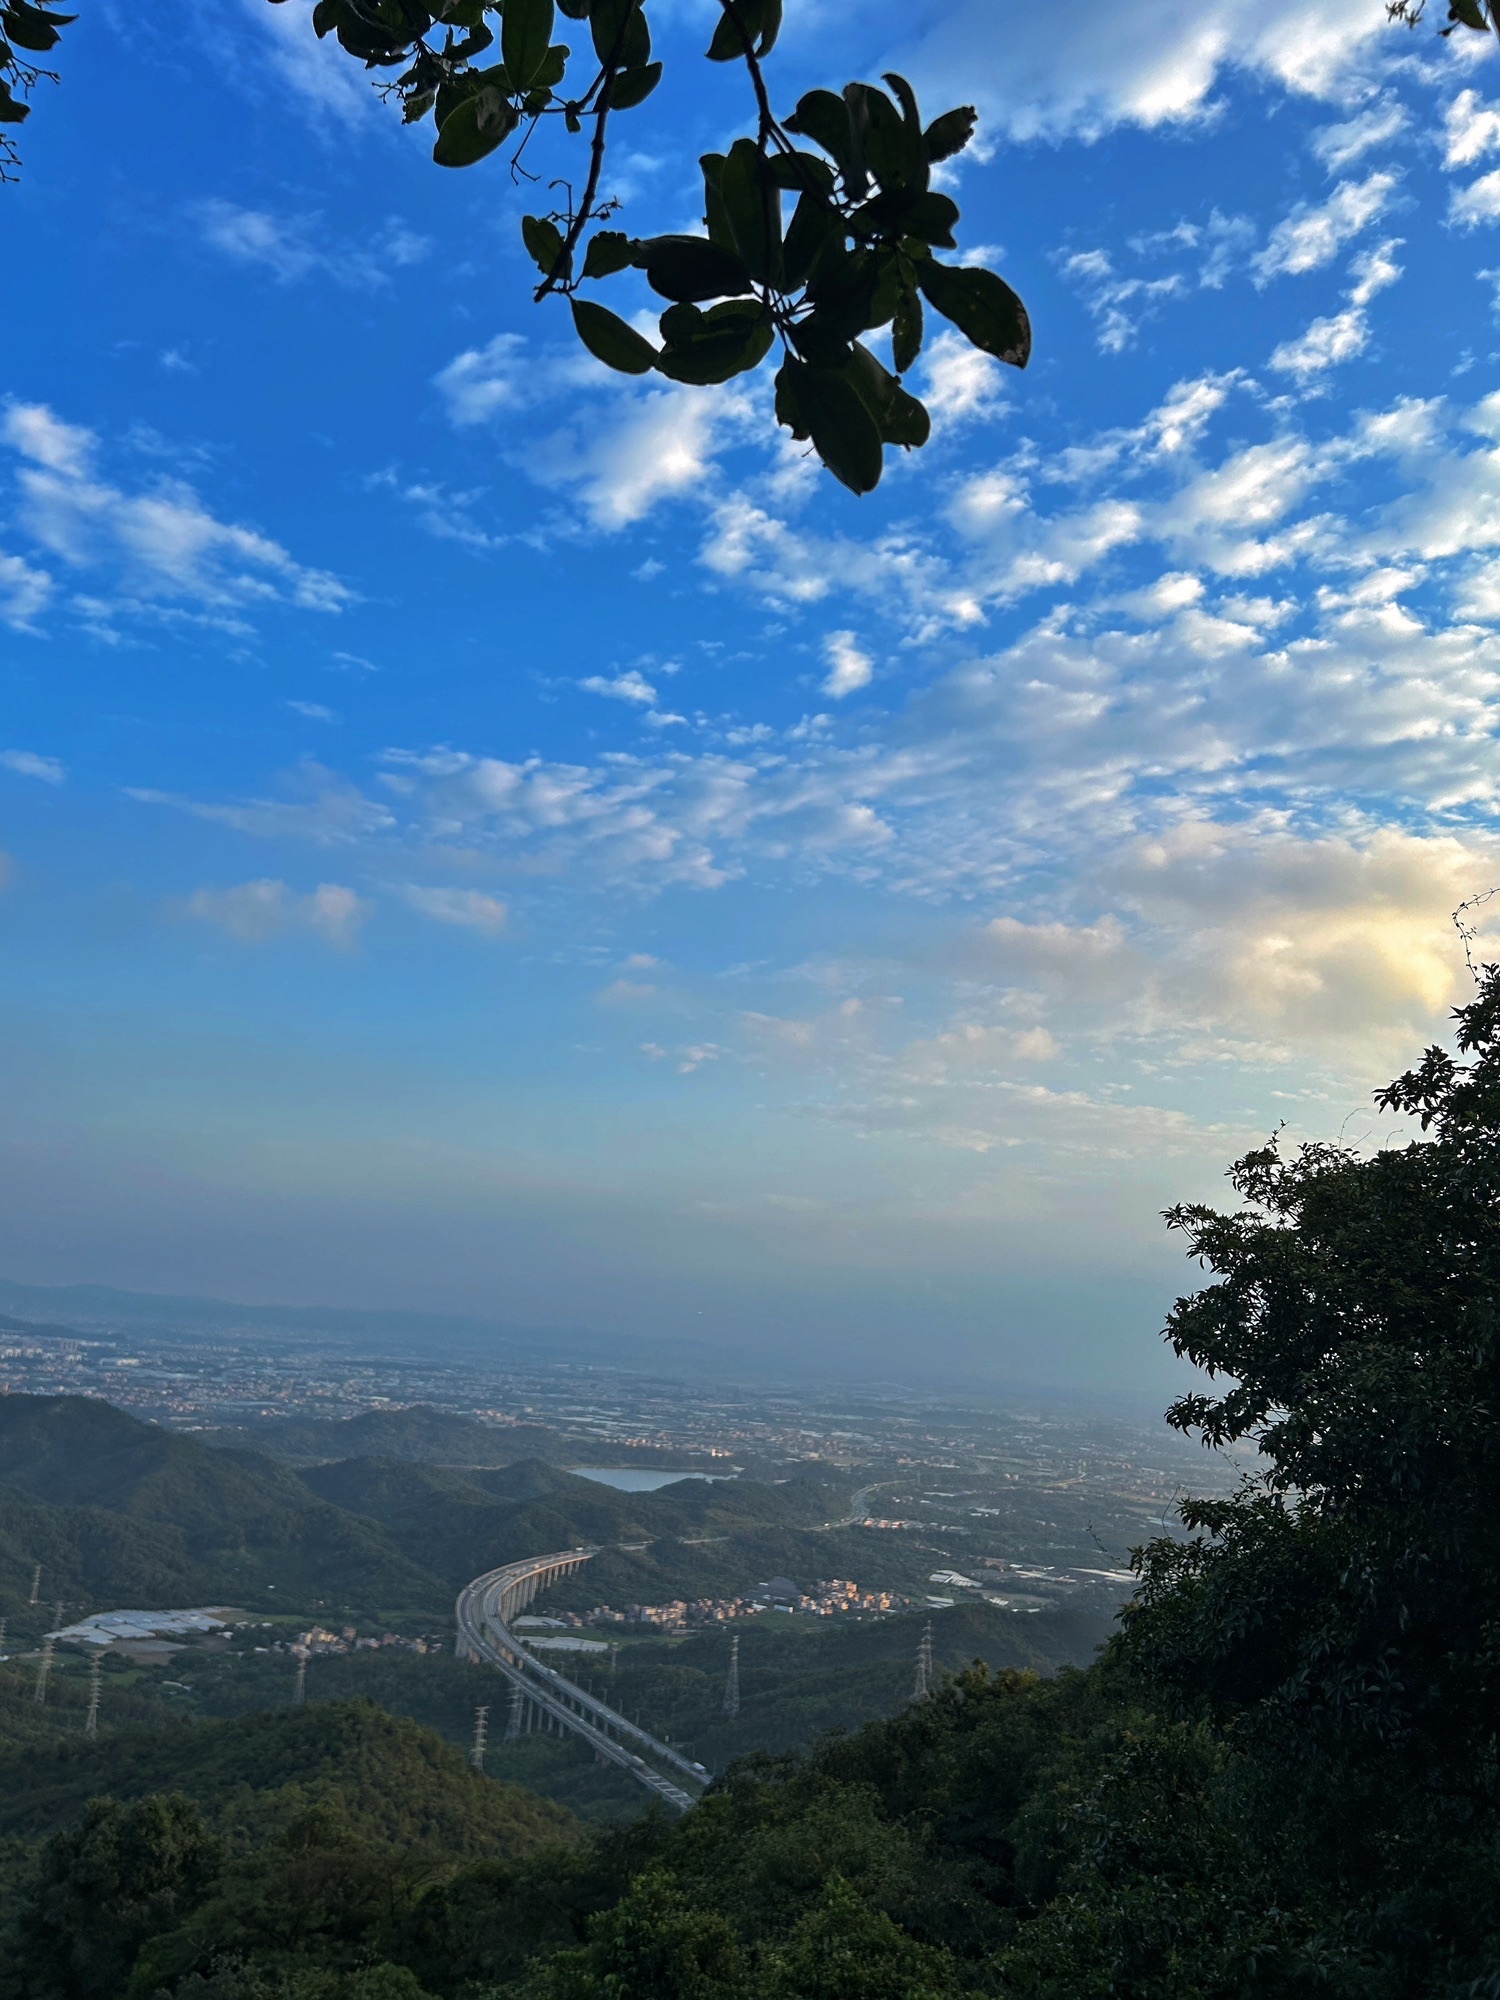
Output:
[0, 78, 28, 123]
[435, 67, 499, 127]
[837, 83, 874, 199]
[634, 232, 751, 303]
[700, 152, 735, 254]
[848, 342, 930, 449]
[450, 21, 494, 58]
[850, 82, 915, 190]
[783, 188, 842, 291]
[1450, 0, 1490, 25]
[892, 284, 923, 374]
[803, 243, 880, 347]
[533, 41, 570, 87]
[590, 0, 645, 65]
[923, 105, 977, 163]
[582, 229, 635, 279]
[312, 0, 341, 36]
[880, 383, 930, 448]
[766, 149, 836, 196]
[849, 188, 958, 248]
[783, 89, 854, 177]
[717, 135, 781, 286]
[502, 0, 553, 90]
[522, 213, 567, 277]
[432, 88, 517, 166]
[706, 0, 781, 60]
[604, 59, 661, 108]
[776, 358, 883, 494]
[557, 0, 590, 15]
[917, 259, 1031, 367]
[657, 298, 774, 384]
[882, 69, 927, 182]
[571, 298, 658, 374]
[2, 0, 69, 50]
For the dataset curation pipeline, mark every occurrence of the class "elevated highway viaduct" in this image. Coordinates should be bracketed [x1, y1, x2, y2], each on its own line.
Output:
[455, 1547, 708, 1814]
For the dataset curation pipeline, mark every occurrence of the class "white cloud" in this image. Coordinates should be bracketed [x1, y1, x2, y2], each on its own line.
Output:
[1311, 99, 1409, 171]
[397, 885, 508, 934]
[1060, 247, 1185, 353]
[823, 631, 874, 699]
[194, 201, 429, 289]
[1444, 86, 1500, 168]
[888, 0, 1391, 144]
[434, 335, 531, 427]
[0, 749, 65, 784]
[918, 331, 1008, 427]
[3, 403, 91, 477]
[582, 670, 657, 705]
[1253, 171, 1398, 281]
[1, 402, 350, 626]
[1348, 237, 1404, 306]
[132, 762, 393, 845]
[286, 699, 336, 721]
[0, 549, 52, 630]
[243, 0, 379, 126]
[533, 382, 749, 530]
[1270, 307, 1369, 377]
[433, 331, 755, 531]
[184, 878, 370, 946]
[1450, 169, 1500, 228]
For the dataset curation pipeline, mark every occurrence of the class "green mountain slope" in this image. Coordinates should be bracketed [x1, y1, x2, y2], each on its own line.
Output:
[0, 1397, 439, 1612]
[0, 1696, 572, 1853]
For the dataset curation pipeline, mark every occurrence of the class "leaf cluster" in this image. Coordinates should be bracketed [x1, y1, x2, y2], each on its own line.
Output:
[0, 0, 71, 180]
[282, 0, 1030, 492]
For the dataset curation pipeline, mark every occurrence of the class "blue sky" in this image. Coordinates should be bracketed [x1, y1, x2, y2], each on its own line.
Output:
[5, 0, 1500, 1393]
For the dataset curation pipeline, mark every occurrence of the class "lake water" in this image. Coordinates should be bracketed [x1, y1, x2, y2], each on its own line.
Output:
[571, 1467, 734, 1492]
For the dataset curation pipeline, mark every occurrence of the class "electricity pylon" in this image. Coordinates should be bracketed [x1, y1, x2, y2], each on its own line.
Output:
[912, 1621, 934, 1700]
[293, 1656, 307, 1705]
[28, 1564, 41, 1605]
[84, 1654, 102, 1739]
[471, 1704, 489, 1771]
[33, 1633, 54, 1705]
[505, 1682, 525, 1742]
[722, 1633, 741, 1718]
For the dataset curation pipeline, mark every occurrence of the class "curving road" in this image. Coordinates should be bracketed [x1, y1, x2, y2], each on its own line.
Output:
[455, 1547, 709, 1815]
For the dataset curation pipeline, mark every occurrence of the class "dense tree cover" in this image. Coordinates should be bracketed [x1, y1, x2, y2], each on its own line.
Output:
[9, 974, 1500, 1995]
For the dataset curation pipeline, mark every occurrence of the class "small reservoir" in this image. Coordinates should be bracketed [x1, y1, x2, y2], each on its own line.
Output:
[571, 1467, 736, 1492]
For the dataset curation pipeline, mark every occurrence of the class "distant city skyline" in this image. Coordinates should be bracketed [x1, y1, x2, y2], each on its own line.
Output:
[5, 1, 1498, 1392]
